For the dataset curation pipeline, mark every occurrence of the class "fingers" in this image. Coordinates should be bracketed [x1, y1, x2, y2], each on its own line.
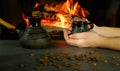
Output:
[69, 32, 88, 39]
[63, 29, 76, 45]
[63, 29, 75, 44]
[93, 24, 97, 27]
[66, 26, 72, 31]
[92, 24, 98, 31]
[63, 29, 69, 40]
[63, 29, 87, 47]
[63, 28, 87, 40]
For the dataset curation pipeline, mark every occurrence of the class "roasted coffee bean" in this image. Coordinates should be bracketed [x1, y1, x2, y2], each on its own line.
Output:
[103, 59, 108, 63]
[115, 63, 119, 66]
[111, 56, 116, 59]
[92, 62, 97, 66]
[56, 64, 63, 69]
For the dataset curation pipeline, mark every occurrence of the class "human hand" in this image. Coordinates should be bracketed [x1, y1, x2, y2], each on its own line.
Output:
[63, 28, 106, 48]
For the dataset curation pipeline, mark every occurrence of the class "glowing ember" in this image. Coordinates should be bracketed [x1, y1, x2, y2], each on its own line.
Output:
[33, 2, 39, 9]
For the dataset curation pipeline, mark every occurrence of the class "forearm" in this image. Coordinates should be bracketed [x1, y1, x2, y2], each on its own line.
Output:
[93, 25, 120, 37]
[98, 36, 120, 50]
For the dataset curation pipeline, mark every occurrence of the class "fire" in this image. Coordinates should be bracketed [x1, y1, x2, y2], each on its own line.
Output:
[81, 8, 86, 18]
[21, 13, 29, 28]
[61, 0, 79, 15]
[54, 13, 70, 28]
[41, 0, 87, 28]
[33, 2, 39, 9]
[22, 0, 87, 29]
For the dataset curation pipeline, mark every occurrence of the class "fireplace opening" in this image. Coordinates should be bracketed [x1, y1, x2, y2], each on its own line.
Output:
[0, 0, 120, 40]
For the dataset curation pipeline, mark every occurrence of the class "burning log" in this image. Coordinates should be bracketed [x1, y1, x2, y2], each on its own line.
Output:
[30, 0, 91, 29]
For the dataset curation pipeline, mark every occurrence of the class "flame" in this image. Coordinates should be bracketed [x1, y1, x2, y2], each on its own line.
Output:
[61, 0, 79, 15]
[20, 0, 87, 29]
[41, 0, 87, 28]
[33, 2, 39, 9]
[21, 13, 29, 28]
[81, 8, 86, 18]
[44, 0, 86, 16]
[54, 13, 70, 28]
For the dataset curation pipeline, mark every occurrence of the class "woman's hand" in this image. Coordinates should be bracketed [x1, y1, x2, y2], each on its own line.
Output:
[63, 25, 120, 50]
[63, 28, 106, 48]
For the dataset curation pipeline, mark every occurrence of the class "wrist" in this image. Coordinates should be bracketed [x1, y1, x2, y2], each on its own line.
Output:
[95, 35, 109, 48]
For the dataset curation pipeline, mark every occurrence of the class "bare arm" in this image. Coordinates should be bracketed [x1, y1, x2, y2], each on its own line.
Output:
[97, 36, 120, 50]
[63, 29, 120, 50]
[93, 25, 120, 37]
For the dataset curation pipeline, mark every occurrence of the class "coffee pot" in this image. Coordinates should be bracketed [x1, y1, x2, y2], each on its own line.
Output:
[19, 17, 51, 48]
[71, 21, 94, 34]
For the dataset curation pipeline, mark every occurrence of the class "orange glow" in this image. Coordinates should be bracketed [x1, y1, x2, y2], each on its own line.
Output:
[54, 13, 70, 28]
[44, 0, 86, 16]
[41, 19, 55, 27]
[33, 2, 39, 9]
[41, 0, 87, 28]
[21, 13, 29, 28]
[81, 8, 86, 18]
[61, 0, 79, 15]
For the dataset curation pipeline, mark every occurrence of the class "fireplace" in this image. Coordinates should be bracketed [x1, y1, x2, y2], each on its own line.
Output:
[1, 0, 119, 41]
[18, 0, 94, 48]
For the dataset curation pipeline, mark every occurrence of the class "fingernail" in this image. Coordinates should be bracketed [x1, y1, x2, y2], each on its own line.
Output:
[69, 35, 72, 37]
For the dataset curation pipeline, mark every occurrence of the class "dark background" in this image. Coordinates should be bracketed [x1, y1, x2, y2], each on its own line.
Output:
[0, 0, 120, 40]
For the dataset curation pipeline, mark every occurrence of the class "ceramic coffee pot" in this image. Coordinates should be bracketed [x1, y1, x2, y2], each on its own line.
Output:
[71, 21, 94, 34]
[19, 17, 51, 48]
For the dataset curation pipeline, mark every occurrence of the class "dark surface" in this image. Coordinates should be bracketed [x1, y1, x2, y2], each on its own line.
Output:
[0, 40, 120, 71]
